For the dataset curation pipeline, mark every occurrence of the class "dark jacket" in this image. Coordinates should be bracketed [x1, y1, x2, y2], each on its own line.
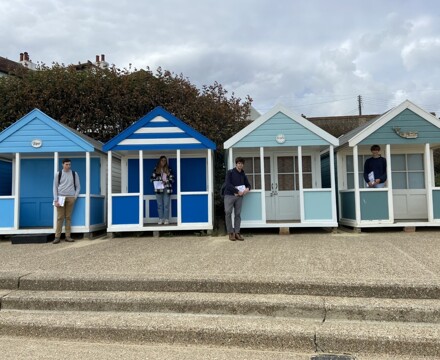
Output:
[363, 156, 387, 184]
[224, 168, 251, 196]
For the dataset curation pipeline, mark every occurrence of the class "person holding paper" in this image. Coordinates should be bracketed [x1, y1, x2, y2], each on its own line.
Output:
[224, 157, 251, 241]
[53, 159, 80, 244]
[150, 156, 174, 225]
[363, 145, 387, 188]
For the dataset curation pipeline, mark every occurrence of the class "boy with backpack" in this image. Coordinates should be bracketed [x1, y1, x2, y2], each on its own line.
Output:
[53, 159, 80, 244]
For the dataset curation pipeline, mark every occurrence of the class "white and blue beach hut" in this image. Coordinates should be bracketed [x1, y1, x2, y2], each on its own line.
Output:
[0, 109, 107, 236]
[102, 106, 216, 233]
[224, 104, 339, 230]
[337, 100, 440, 229]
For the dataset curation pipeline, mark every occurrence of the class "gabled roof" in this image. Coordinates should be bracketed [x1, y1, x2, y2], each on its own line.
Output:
[0, 109, 102, 153]
[0, 56, 21, 75]
[103, 106, 216, 151]
[339, 100, 440, 147]
[224, 104, 339, 149]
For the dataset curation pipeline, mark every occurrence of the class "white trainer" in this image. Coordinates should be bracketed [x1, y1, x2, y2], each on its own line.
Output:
[164, 219, 169, 225]
[158, 219, 163, 225]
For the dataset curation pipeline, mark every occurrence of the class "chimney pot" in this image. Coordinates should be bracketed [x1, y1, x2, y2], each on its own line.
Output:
[101, 54, 105, 61]
[96, 55, 99, 62]
[24, 52, 29, 61]
[20, 53, 24, 61]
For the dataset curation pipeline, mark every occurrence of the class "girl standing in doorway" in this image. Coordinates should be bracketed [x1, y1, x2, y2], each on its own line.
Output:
[150, 156, 174, 224]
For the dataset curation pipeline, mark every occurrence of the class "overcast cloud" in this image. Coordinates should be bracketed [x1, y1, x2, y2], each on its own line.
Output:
[2, 0, 440, 117]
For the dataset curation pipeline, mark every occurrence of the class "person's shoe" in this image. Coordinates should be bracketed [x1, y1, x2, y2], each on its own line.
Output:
[65, 237, 75, 242]
[235, 233, 244, 241]
[229, 233, 236, 241]
[164, 219, 169, 225]
[158, 219, 163, 225]
[52, 237, 60, 244]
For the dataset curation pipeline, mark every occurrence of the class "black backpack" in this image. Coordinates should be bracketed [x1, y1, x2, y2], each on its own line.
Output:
[58, 170, 76, 191]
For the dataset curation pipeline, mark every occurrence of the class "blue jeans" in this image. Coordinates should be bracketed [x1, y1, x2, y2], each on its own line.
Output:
[156, 192, 170, 220]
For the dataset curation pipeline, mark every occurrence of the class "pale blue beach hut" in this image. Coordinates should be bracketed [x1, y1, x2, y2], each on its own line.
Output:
[102, 106, 216, 234]
[0, 109, 107, 237]
[224, 104, 339, 230]
[336, 100, 440, 229]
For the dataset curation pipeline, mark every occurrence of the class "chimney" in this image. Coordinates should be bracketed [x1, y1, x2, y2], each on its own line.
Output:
[19, 53, 24, 61]
[96, 55, 100, 62]
[24, 52, 29, 61]
[101, 54, 105, 62]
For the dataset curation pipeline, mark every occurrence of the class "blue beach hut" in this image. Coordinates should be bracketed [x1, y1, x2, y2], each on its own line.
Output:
[224, 104, 339, 230]
[102, 106, 216, 233]
[337, 100, 440, 229]
[0, 109, 107, 236]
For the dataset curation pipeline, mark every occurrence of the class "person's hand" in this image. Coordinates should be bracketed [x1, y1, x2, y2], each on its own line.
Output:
[375, 179, 381, 184]
[54, 201, 60, 207]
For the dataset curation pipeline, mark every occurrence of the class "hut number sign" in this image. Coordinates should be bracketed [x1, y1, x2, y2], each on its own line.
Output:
[276, 134, 286, 144]
[31, 139, 43, 148]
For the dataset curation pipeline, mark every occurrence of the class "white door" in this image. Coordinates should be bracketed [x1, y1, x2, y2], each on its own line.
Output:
[265, 154, 312, 221]
[391, 154, 427, 220]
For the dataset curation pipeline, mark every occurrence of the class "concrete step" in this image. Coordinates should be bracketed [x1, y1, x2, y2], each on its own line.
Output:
[3, 290, 440, 324]
[16, 273, 440, 299]
[0, 310, 438, 357]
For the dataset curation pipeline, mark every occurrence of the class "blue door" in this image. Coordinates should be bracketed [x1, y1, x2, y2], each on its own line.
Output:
[20, 159, 54, 227]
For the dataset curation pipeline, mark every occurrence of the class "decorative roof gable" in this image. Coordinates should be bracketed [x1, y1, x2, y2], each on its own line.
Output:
[103, 106, 216, 151]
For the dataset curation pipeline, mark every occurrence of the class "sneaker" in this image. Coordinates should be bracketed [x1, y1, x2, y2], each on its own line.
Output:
[158, 219, 163, 225]
[65, 238, 75, 242]
[164, 219, 169, 225]
[53, 237, 60, 244]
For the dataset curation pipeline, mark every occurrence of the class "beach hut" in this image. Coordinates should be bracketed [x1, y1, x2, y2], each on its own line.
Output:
[337, 99, 440, 229]
[0, 109, 108, 237]
[102, 106, 216, 234]
[223, 104, 339, 230]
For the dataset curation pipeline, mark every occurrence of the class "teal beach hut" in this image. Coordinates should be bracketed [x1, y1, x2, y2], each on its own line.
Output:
[337, 100, 440, 229]
[102, 106, 216, 234]
[0, 109, 107, 236]
[224, 104, 339, 230]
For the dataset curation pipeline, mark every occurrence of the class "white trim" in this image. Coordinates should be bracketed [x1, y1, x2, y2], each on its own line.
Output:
[150, 116, 169, 123]
[425, 143, 434, 222]
[85, 152, 90, 228]
[139, 150, 143, 226]
[353, 146, 361, 225]
[135, 127, 184, 134]
[207, 149, 213, 227]
[386, 144, 394, 222]
[298, 146, 304, 223]
[329, 145, 337, 223]
[228, 148, 233, 169]
[177, 149, 182, 226]
[53, 152, 58, 229]
[224, 104, 339, 149]
[107, 151, 113, 228]
[260, 147, 266, 223]
[14, 153, 20, 230]
[119, 138, 200, 145]
[348, 100, 440, 147]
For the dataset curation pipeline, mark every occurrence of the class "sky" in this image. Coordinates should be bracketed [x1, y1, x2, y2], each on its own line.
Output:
[2, 0, 440, 118]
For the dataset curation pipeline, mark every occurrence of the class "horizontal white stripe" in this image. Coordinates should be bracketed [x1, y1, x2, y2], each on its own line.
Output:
[150, 116, 168, 122]
[135, 127, 184, 133]
[119, 138, 200, 145]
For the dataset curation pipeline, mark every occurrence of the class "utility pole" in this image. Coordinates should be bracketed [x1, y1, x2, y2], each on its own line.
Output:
[358, 95, 363, 115]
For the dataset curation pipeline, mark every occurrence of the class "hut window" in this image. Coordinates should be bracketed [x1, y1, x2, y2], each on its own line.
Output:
[391, 154, 425, 189]
[242, 156, 270, 190]
[346, 155, 369, 189]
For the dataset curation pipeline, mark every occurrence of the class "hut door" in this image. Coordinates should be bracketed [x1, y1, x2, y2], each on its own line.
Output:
[20, 158, 54, 227]
[391, 154, 427, 220]
[266, 155, 300, 221]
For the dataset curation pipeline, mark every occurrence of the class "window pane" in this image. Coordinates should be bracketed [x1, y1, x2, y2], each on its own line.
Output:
[265, 174, 271, 191]
[254, 157, 261, 173]
[302, 156, 312, 172]
[303, 174, 312, 188]
[346, 156, 353, 172]
[247, 175, 254, 189]
[392, 172, 407, 189]
[407, 154, 424, 171]
[347, 174, 354, 189]
[242, 157, 253, 173]
[391, 155, 406, 171]
[359, 173, 366, 188]
[279, 174, 294, 191]
[278, 156, 294, 173]
[264, 157, 270, 172]
[255, 176, 261, 190]
[408, 172, 425, 189]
